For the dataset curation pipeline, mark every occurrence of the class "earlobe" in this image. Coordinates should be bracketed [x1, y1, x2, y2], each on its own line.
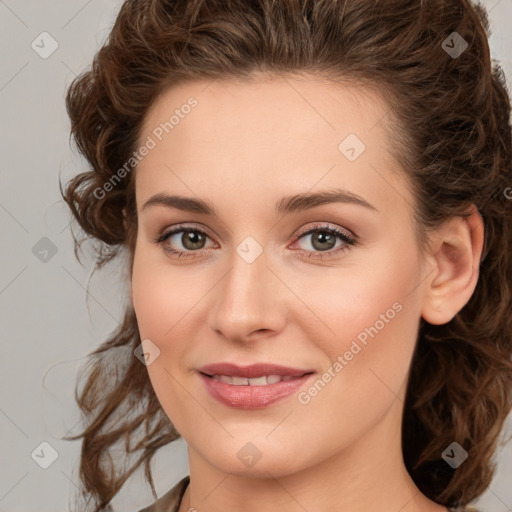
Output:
[421, 205, 484, 325]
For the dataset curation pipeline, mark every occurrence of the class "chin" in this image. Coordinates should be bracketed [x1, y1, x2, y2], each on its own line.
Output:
[201, 441, 306, 478]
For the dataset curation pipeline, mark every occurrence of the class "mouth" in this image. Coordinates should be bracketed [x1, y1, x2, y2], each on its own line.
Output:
[197, 363, 316, 409]
[199, 373, 313, 386]
[198, 362, 314, 379]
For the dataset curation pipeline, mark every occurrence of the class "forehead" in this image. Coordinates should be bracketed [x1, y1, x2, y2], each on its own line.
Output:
[140, 75, 392, 149]
[135, 75, 409, 217]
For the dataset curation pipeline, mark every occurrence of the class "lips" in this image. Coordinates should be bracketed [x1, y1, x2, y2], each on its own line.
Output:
[198, 362, 316, 409]
[198, 362, 313, 379]
[208, 374, 298, 386]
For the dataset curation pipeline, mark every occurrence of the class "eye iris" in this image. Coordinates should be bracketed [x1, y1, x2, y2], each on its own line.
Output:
[311, 231, 336, 251]
[182, 230, 205, 250]
[174, 228, 341, 252]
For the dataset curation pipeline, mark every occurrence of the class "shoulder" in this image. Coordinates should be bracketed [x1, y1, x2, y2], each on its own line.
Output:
[137, 475, 190, 512]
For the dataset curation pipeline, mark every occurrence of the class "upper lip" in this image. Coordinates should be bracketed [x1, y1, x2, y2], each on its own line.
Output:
[198, 362, 314, 378]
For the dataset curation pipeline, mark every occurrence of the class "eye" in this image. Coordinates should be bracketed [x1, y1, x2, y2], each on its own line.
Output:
[153, 222, 357, 260]
[154, 223, 215, 259]
[291, 223, 357, 259]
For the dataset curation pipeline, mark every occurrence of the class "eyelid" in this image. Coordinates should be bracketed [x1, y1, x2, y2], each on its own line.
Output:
[293, 222, 356, 243]
[155, 222, 356, 242]
[154, 221, 358, 258]
[154, 222, 216, 246]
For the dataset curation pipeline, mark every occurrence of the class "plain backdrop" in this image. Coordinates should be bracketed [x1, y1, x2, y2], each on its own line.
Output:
[1, 1, 511, 511]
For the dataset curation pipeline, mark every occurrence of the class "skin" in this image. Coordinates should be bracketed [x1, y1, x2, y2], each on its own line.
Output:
[129, 74, 484, 512]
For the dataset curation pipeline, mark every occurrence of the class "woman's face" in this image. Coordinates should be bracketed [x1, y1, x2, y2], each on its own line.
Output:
[131, 75, 431, 478]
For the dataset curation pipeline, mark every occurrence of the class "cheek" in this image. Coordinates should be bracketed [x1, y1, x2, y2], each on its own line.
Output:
[131, 246, 196, 339]
[131, 261, 168, 338]
[131, 249, 197, 426]
[305, 241, 422, 390]
[301, 242, 420, 343]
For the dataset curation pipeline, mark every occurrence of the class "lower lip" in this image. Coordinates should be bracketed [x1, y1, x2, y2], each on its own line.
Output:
[199, 373, 315, 409]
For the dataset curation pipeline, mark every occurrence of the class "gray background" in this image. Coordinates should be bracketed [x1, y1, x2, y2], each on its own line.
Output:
[0, 0, 511, 511]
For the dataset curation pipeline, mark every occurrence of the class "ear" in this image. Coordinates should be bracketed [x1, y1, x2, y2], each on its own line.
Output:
[421, 205, 484, 325]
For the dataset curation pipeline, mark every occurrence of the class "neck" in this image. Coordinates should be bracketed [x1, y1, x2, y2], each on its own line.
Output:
[178, 398, 448, 512]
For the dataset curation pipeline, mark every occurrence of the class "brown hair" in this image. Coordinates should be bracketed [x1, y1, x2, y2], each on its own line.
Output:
[61, 0, 512, 510]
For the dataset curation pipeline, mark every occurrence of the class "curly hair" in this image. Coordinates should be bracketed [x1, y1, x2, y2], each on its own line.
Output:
[61, 0, 512, 510]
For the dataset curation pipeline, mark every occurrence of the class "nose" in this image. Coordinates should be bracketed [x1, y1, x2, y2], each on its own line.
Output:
[207, 247, 287, 343]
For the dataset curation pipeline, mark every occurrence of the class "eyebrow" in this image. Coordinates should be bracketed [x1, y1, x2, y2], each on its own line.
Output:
[141, 188, 378, 216]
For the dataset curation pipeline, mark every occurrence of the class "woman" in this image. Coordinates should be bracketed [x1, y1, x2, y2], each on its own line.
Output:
[61, 0, 512, 511]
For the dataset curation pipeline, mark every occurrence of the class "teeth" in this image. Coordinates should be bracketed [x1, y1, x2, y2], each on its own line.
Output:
[245, 376, 267, 385]
[210, 374, 299, 385]
[232, 376, 250, 385]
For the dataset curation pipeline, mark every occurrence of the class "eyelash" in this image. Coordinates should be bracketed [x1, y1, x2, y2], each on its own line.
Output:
[153, 222, 357, 260]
